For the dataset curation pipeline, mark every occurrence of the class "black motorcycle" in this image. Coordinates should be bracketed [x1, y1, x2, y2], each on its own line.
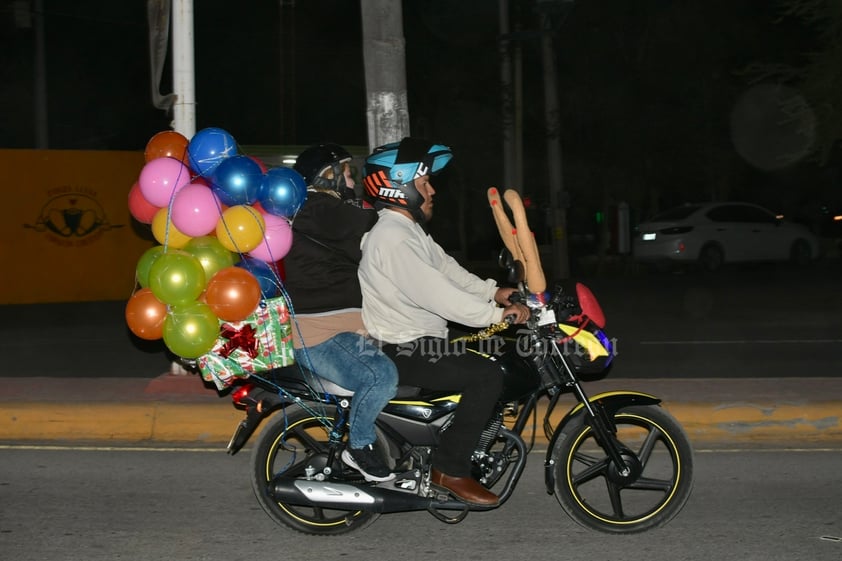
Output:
[224, 251, 695, 536]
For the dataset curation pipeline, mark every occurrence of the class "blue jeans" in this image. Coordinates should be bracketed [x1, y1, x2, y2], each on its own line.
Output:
[293, 332, 398, 449]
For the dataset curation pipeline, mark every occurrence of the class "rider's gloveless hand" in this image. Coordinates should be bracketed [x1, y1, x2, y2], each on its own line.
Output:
[494, 287, 519, 306]
[502, 302, 530, 324]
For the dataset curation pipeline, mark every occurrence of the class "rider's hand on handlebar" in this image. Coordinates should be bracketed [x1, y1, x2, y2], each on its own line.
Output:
[502, 302, 530, 324]
[494, 287, 520, 306]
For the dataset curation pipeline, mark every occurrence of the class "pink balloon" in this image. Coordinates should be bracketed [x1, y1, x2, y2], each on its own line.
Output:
[128, 181, 160, 224]
[248, 213, 293, 262]
[170, 183, 222, 237]
[138, 157, 192, 207]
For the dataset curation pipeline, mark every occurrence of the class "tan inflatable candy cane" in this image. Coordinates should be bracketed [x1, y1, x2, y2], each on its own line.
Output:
[486, 187, 547, 294]
[487, 187, 523, 264]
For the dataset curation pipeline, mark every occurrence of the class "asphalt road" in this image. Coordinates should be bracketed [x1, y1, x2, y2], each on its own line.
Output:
[0, 445, 840, 561]
[2, 259, 840, 378]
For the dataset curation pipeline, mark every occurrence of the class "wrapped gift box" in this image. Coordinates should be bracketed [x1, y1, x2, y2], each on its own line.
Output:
[198, 296, 294, 390]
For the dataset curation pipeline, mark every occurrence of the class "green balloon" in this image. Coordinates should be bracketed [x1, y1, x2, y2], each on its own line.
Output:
[163, 301, 219, 359]
[135, 245, 166, 288]
[148, 251, 207, 305]
[184, 236, 236, 281]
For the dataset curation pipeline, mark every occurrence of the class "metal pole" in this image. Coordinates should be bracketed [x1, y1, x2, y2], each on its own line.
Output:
[539, 7, 569, 280]
[499, 0, 515, 191]
[33, 0, 48, 148]
[171, 0, 196, 138]
[513, 22, 524, 192]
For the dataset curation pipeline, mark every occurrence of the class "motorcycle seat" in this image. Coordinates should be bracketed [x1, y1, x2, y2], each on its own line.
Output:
[264, 365, 420, 399]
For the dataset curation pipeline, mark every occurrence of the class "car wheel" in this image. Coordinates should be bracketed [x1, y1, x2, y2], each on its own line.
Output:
[698, 244, 724, 272]
[790, 239, 812, 266]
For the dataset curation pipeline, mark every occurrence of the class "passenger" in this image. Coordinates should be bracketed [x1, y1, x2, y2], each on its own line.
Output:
[284, 143, 398, 482]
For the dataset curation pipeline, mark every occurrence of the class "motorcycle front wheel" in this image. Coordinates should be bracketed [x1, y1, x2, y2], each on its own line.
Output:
[250, 406, 381, 535]
[550, 404, 694, 534]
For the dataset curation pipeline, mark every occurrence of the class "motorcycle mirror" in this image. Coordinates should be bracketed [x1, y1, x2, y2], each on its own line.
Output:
[497, 247, 514, 269]
[507, 259, 525, 285]
[498, 248, 524, 283]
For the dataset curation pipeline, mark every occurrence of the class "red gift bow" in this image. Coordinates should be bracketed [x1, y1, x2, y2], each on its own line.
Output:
[218, 323, 258, 359]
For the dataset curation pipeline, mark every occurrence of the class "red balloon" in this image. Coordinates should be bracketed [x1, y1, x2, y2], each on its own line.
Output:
[145, 130, 189, 163]
[125, 288, 168, 340]
[204, 267, 262, 321]
[128, 181, 160, 224]
[248, 155, 268, 173]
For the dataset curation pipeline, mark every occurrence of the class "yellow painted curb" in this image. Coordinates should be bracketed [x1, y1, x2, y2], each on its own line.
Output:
[662, 401, 842, 444]
[0, 402, 241, 443]
[515, 401, 842, 445]
[1, 399, 840, 445]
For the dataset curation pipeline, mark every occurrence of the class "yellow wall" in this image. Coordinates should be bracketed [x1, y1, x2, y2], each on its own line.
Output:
[0, 150, 154, 304]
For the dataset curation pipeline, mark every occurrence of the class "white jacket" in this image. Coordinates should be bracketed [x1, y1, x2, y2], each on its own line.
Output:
[359, 210, 503, 343]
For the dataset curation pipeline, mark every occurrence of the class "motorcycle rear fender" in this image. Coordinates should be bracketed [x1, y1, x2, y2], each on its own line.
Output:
[227, 395, 295, 455]
[543, 391, 661, 494]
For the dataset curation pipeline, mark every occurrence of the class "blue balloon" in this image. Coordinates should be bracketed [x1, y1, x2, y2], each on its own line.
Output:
[235, 257, 282, 298]
[209, 155, 263, 206]
[187, 127, 238, 176]
[259, 167, 307, 217]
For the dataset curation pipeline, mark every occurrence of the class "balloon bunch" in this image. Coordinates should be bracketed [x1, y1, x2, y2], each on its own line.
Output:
[125, 127, 305, 359]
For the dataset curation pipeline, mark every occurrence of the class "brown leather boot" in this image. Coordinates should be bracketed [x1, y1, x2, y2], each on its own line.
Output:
[430, 468, 499, 506]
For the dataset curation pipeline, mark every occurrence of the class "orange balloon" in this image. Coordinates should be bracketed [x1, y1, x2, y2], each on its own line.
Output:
[125, 288, 168, 340]
[145, 130, 189, 163]
[205, 267, 262, 321]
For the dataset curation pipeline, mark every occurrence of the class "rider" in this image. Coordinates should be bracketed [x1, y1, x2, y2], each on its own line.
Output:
[358, 137, 530, 506]
[284, 142, 398, 482]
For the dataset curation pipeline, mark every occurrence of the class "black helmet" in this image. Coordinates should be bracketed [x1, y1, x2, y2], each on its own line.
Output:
[363, 137, 452, 221]
[293, 143, 353, 192]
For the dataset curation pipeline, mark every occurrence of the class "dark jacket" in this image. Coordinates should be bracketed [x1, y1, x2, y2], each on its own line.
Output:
[283, 191, 377, 314]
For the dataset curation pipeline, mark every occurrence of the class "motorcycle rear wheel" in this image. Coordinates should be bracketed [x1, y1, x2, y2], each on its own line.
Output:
[550, 404, 694, 533]
[250, 407, 381, 535]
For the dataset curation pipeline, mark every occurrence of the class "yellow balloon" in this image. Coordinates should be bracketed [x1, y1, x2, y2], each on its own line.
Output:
[151, 207, 192, 249]
[216, 205, 265, 253]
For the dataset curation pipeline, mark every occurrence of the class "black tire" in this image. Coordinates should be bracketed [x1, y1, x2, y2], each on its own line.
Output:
[698, 244, 724, 272]
[250, 407, 381, 535]
[550, 404, 694, 534]
[790, 239, 812, 266]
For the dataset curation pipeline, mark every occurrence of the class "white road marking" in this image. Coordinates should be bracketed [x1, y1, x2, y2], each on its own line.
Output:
[641, 339, 842, 345]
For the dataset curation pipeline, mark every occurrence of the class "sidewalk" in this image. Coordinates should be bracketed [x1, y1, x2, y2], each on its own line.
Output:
[1, 373, 840, 447]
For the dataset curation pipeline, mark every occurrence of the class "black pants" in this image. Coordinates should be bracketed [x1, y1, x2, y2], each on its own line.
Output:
[382, 336, 503, 477]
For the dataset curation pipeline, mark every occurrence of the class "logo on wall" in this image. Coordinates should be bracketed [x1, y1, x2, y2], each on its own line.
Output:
[24, 187, 123, 247]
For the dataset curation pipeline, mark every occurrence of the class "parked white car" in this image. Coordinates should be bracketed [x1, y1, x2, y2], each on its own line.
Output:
[633, 202, 820, 271]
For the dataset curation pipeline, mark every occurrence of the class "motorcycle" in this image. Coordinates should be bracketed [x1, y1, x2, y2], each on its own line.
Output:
[223, 247, 695, 536]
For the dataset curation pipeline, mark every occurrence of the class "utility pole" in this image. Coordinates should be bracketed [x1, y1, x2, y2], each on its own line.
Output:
[171, 0, 196, 138]
[278, 1, 296, 144]
[538, 0, 570, 280]
[499, 0, 516, 191]
[32, 0, 48, 148]
[498, 0, 525, 193]
[360, 0, 410, 150]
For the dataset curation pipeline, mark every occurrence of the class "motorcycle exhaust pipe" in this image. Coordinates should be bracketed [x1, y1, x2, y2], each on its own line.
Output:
[270, 476, 480, 513]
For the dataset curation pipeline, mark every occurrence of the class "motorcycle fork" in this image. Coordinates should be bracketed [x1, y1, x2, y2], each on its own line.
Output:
[544, 342, 633, 478]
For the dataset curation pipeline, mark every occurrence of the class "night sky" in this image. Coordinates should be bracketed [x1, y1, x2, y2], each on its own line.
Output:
[2, 0, 838, 259]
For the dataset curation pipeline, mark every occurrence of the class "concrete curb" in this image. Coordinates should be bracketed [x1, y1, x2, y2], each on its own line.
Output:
[2, 397, 840, 446]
